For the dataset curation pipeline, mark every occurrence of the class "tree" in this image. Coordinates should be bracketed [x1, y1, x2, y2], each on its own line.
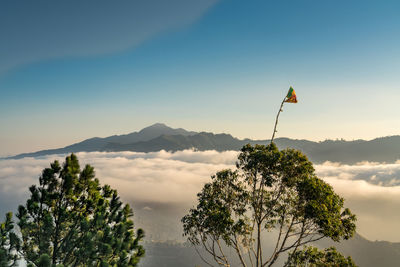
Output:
[0, 212, 20, 266]
[285, 246, 356, 267]
[182, 144, 356, 267]
[15, 153, 144, 266]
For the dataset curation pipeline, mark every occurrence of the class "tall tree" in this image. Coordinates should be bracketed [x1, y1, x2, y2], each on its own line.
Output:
[182, 144, 356, 267]
[17, 154, 144, 266]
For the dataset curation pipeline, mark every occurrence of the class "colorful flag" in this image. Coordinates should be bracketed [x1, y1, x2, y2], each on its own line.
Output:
[285, 86, 297, 103]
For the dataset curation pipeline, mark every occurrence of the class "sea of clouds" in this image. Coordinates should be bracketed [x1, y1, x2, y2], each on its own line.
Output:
[1, 150, 400, 242]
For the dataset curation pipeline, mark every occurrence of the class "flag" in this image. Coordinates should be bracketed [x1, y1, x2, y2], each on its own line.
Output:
[285, 86, 297, 103]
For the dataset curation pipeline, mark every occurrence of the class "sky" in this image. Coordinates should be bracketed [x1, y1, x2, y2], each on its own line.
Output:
[1, 0, 400, 156]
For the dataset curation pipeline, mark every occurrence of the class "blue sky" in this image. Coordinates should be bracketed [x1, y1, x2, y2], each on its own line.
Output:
[1, 0, 400, 156]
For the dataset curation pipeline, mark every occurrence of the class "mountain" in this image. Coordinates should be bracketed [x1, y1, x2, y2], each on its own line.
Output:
[8, 123, 196, 159]
[274, 137, 400, 164]
[140, 234, 400, 267]
[104, 132, 244, 152]
[6, 123, 400, 164]
[319, 233, 400, 267]
[103, 123, 196, 144]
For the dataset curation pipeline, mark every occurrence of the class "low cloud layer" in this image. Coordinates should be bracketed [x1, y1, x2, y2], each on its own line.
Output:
[1, 151, 400, 242]
[316, 161, 400, 186]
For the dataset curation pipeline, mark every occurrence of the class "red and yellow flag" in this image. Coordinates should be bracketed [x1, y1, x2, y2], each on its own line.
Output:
[285, 86, 297, 103]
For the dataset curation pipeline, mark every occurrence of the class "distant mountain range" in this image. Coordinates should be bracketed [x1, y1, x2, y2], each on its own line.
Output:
[7, 123, 400, 164]
[141, 233, 400, 267]
[319, 233, 400, 267]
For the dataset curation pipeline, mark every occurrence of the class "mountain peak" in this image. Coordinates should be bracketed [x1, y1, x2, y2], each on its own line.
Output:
[135, 123, 195, 139]
[139, 123, 172, 134]
[143, 123, 169, 129]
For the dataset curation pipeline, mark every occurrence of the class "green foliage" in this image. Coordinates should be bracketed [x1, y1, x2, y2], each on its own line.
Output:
[16, 153, 145, 266]
[285, 246, 357, 266]
[36, 254, 51, 267]
[0, 212, 20, 266]
[182, 143, 357, 267]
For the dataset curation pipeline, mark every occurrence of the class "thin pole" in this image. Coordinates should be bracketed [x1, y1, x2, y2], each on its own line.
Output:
[270, 96, 286, 144]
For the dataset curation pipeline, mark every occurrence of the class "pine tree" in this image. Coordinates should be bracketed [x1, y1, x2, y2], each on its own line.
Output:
[0, 212, 20, 266]
[16, 154, 144, 266]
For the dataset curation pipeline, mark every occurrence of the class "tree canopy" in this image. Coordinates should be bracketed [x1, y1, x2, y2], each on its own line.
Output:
[182, 143, 357, 267]
[0, 153, 144, 267]
[0, 212, 20, 266]
[285, 246, 356, 267]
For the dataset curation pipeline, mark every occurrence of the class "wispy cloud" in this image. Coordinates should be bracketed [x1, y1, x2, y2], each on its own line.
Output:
[1, 151, 400, 241]
[0, 0, 218, 73]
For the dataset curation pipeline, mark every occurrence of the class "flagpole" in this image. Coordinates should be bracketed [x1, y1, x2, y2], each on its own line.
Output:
[270, 96, 287, 144]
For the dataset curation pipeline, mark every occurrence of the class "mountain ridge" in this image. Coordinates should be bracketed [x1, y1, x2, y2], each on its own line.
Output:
[140, 233, 400, 267]
[5, 123, 400, 164]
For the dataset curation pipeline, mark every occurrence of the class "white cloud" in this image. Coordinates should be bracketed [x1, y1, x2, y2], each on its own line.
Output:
[0, 151, 237, 240]
[316, 161, 400, 186]
[315, 162, 400, 241]
[1, 151, 400, 242]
